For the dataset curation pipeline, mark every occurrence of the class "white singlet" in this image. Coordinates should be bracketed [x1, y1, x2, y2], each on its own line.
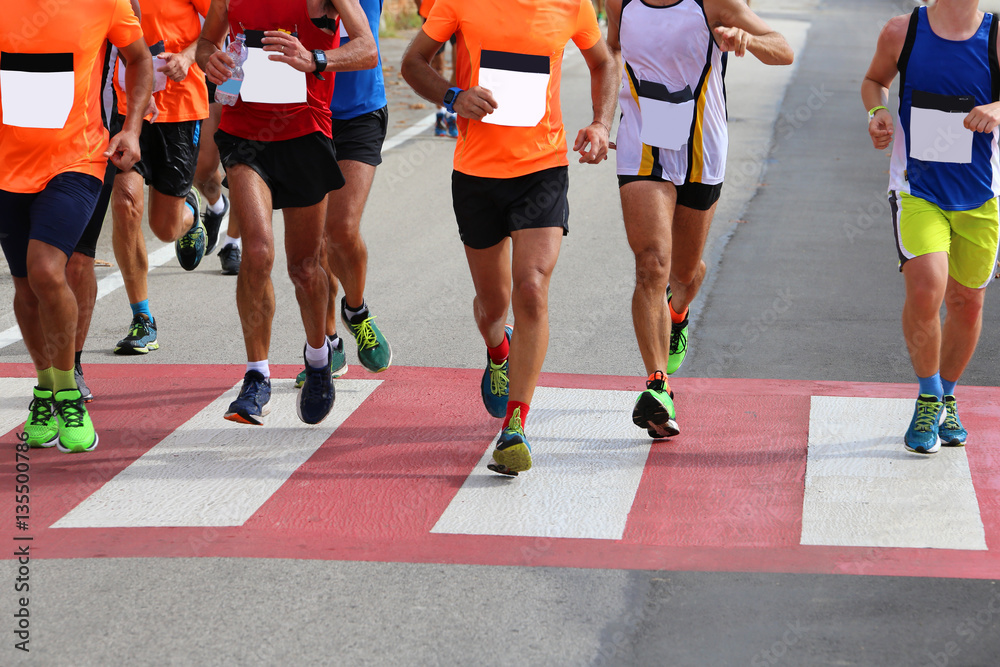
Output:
[616, 0, 728, 185]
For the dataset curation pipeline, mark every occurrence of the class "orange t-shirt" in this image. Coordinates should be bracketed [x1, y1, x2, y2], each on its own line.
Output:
[418, 0, 435, 20]
[115, 0, 210, 123]
[0, 0, 143, 193]
[424, 0, 601, 179]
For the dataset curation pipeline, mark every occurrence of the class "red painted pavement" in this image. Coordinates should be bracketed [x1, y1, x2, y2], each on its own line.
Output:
[2, 363, 999, 579]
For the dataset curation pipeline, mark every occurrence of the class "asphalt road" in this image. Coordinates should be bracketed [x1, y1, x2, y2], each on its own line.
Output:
[2, 1, 999, 665]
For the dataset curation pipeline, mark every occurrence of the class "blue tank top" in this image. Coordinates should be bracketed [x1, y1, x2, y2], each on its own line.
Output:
[892, 7, 1000, 210]
[330, 0, 386, 119]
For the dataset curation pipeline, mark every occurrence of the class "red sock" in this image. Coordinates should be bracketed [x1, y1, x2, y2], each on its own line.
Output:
[668, 301, 688, 324]
[487, 333, 510, 364]
[503, 401, 529, 430]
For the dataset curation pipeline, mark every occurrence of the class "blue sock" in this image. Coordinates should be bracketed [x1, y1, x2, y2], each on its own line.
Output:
[130, 299, 152, 320]
[917, 373, 943, 400]
[941, 378, 957, 398]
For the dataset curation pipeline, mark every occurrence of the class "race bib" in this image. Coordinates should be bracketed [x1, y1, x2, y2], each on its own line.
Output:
[0, 52, 74, 129]
[240, 30, 307, 105]
[637, 80, 695, 151]
[909, 90, 975, 165]
[479, 50, 550, 128]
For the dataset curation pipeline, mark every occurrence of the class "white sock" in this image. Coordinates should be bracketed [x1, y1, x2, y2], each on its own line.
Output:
[247, 360, 270, 378]
[327, 333, 342, 348]
[222, 235, 241, 248]
[304, 341, 330, 368]
[207, 196, 226, 214]
[343, 300, 368, 320]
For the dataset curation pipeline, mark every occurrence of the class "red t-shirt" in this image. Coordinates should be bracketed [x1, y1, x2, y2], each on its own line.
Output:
[219, 0, 338, 142]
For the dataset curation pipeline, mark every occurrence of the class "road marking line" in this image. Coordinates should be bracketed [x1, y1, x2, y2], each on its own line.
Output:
[800, 395, 986, 550]
[52, 378, 381, 528]
[0, 378, 43, 439]
[431, 386, 652, 540]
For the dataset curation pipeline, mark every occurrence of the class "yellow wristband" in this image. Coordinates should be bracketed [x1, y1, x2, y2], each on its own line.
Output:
[868, 105, 888, 119]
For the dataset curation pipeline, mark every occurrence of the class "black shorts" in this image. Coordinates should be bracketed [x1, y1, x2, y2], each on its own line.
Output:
[331, 106, 388, 167]
[216, 130, 345, 210]
[206, 76, 217, 104]
[0, 172, 103, 278]
[452, 166, 569, 250]
[617, 175, 723, 211]
[73, 160, 117, 257]
[112, 113, 201, 198]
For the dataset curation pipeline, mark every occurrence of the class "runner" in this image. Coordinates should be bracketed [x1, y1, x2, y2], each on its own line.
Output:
[415, 0, 458, 138]
[608, 0, 792, 438]
[401, 0, 618, 475]
[0, 0, 151, 451]
[111, 0, 212, 356]
[197, 0, 377, 426]
[294, 0, 392, 389]
[194, 71, 241, 275]
[862, 0, 1000, 453]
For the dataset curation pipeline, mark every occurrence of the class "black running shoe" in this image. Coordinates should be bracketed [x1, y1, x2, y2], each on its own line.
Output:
[202, 193, 229, 254]
[297, 341, 336, 424]
[218, 242, 241, 275]
[114, 314, 158, 355]
[175, 190, 206, 271]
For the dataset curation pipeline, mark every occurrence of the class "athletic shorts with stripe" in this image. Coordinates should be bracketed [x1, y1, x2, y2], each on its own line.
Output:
[889, 190, 1000, 289]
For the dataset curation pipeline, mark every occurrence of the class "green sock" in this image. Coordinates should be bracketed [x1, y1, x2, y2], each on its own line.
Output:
[53, 368, 76, 394]
[37, 367, 55, 391]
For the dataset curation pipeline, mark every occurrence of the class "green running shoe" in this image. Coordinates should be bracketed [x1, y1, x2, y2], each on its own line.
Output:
[54, 388, 98, 453]
[666, 291, 689, 375]
[341, 298, 392, 373]
[632, 370, 679, 437]
[903, 394, 943, 454]
[939, 395, 968, 447]
[488, 407, 532, 476]
[21, 387, 58, 448]
[295, 336, 349, 387]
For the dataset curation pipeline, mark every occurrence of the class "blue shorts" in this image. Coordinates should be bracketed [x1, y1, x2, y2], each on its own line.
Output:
[0, 172, 103, 278]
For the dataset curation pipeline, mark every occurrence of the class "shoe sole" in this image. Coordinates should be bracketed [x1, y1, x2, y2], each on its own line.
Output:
[57, 431, 99, 453]
[940, 437, 967, 447]
[903, 439, 941, 454]
[489, 442, 532, 476]
[114, 341, 159, 355]
[632, 393, 680, 437]
[224, 404, 270, 426]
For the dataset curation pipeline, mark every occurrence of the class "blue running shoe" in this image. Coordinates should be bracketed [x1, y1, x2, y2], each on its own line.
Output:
[434, 110, 448, 137]
[939, 395, 968, 447]
[481, 324, 512, 418]
[297, 341, 336, 425]
[114, 313, 158, 355]
[903, 394, 943, 454]
[488, 407, 532, 476]
[224, 371, 271, 425]
[446, 112, 458, 138]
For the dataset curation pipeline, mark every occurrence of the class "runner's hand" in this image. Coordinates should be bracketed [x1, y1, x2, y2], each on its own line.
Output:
[714, 26, 752, 57]
[263, 31, 315, 72]
[965, 103, 1000, 134]
[158, 52, 194, 83]
[205, 50, 235, 85]
[105, 130, 141, 172]
[145, 98, 160, 123]
[574, 121, 609, 164]
[453, 86, 498, 120]
[868, 109, 893, 150]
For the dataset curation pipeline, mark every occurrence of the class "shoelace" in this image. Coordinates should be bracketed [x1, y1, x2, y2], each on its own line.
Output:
[58, 396, 86, 428]
[646, 370, 667, 392]
[128, 316, 150, 338]
[670, 322, 687, 355]
[489, 359, 509, 397]
[350, 317, 380, 351]
[302, 367, 330, 402]
[506, 407, 523, 435]
[28, 396, 54, 426]
[241, 378, 266, 404]
[942, 401, 961, 430]
[914, 401, 940, 432]
[178, 226, 203, 250]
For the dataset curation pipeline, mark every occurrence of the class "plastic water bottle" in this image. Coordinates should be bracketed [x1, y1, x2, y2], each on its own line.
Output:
[214, 33, 247, 106]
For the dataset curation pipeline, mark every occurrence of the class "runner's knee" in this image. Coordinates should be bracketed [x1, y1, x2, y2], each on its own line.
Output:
[634, 247, 670, 288]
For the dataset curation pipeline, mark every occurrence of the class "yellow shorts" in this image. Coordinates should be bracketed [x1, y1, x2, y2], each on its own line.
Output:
[889, 191, 1000, 289]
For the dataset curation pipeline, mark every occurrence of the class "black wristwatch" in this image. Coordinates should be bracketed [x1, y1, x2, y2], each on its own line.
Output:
[312, 49, 328, 80]
[443, 87, 463, 114]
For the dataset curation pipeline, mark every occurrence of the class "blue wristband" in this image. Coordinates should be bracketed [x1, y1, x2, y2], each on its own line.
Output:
[443, 87, 463, 114]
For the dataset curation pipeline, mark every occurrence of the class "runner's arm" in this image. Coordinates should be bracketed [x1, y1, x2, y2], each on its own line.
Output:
[573, 37, 618, 164]
[862, 15, 907, 150]
[107, 37, 153, 170]
[196, 0, 233, 85]
[401, 29, 498, 120]
[707, 0, 793, 65]
[263, 0, 376, 74]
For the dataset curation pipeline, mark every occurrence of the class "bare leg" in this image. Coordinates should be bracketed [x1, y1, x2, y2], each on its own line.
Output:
[66, 252, 97, 353]
[326, 159, 375, 310]
[284, 202, 330, 350]
[940, 275, 986, 384]
[621, 180, 676, 376]
[901, 252, 949, 378]
[230, 165, 275, 362]
[668, 201, 717, 315]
